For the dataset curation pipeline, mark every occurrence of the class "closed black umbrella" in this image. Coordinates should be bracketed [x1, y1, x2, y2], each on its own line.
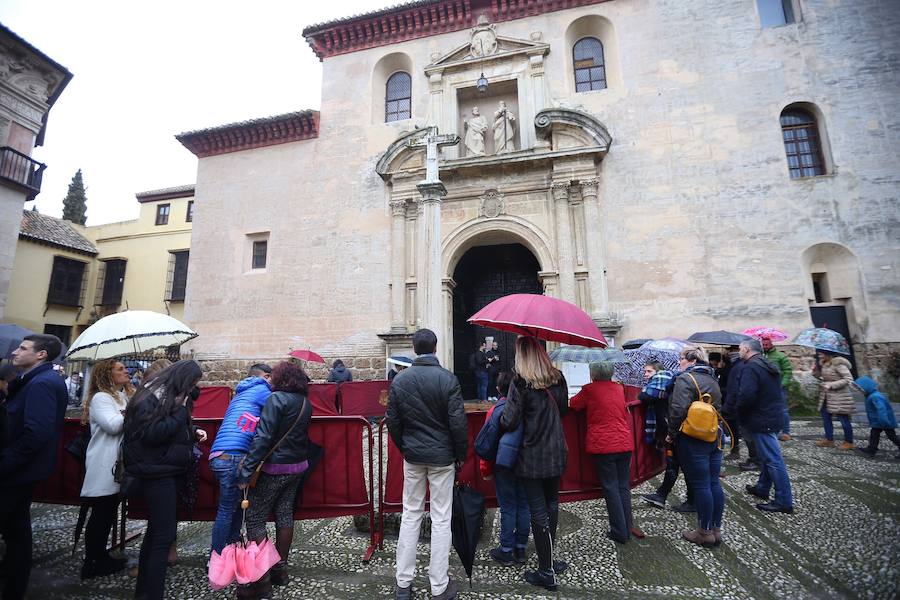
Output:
[687, 330, 752, 346]
[451, 482, 485, 588]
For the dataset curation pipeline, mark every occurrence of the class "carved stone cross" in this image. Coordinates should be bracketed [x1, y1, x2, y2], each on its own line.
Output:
[408, 127, 459, 184]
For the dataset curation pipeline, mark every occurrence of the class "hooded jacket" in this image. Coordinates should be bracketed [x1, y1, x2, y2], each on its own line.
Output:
[326, 363, 353, 383]
[386, 355, 467, 466]
[736, 354, 784, 434]
[210, 376, 272, 454]
[857, 376, 897, 429]
[668, 364, 722, 437]
[818, 356, 855, 415]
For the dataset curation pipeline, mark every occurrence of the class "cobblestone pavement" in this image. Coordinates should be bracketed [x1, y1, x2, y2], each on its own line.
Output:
[13, 419, 900, 599]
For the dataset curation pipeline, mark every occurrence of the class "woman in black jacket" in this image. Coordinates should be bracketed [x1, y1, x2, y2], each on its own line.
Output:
[500, 336, 568, 592]
[237, 361, 313, 589]
[123, 360, 205, 600]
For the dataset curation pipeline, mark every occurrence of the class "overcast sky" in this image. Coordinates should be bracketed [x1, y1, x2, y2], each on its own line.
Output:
[1, 0, 384, 224]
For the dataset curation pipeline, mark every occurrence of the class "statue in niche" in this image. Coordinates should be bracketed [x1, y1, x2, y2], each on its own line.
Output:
[493, 100, 516, 154]
[463, 106, 488, 157]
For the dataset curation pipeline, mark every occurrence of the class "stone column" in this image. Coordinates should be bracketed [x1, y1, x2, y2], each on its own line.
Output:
[552, 182, 576, 302]
[579, 178, 608, 316]
[389, 198, 408, 332]
[442, 278, 456, 369]
[416, 181, 447, 347]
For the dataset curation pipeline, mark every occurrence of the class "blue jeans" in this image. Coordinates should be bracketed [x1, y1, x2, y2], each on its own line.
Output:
[752, 432, 793, 508]
[676, 435, 724, 531]
[781, 388, 791, 434]
[821, 407, 853, 442]
[210, 453, 246, 553]
[493, 466, 530, 552]
[475, 370, 489, 401]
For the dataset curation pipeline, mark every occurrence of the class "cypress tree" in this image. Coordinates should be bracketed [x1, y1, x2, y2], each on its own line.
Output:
[62, 169, 87, 225]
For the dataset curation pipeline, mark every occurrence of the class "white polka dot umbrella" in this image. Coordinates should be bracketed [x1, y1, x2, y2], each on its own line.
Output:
[66, 310, 197, 361]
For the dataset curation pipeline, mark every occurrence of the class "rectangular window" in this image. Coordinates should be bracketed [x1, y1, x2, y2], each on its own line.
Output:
[100, 259, 127, 306]
[757, 0, 795, 27]
[47, 256, 86, 307]
[812, 272, 831, 303]
[166, 250, 189, 301]
[155, 203, 170, 226]
[43, 324, 72, 346]
[252, 240, 267, 269]
[186, 200, 194, 223]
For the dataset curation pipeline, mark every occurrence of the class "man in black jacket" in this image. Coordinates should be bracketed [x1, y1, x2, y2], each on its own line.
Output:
[737, 339, 794, 514]
[0, 334, 67, 600]
[386, 329, 467, 600]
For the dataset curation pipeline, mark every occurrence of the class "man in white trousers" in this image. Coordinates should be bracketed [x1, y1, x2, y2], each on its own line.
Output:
[386, 328, 468, 600]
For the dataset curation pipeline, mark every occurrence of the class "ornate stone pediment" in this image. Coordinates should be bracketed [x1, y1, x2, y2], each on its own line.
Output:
[425, 19, 548, 75]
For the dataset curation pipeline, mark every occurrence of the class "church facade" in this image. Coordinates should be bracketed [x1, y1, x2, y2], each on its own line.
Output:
[177, 0, 900, 391]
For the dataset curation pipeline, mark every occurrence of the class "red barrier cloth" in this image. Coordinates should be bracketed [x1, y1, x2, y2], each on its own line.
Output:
[32, 418, 85, 505]
[381, 386, 665, 513]
[308, 383, 339, 416]
[191, 386, 234, 418]
[339, 380, 390, 417]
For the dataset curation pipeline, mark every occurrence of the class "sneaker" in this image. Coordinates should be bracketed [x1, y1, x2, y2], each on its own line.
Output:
[672, 501, 696, 513]
[641, 492, 666, 509]
[738, 460, 760, 472]
[431, 580, 458, 600]
[815, 438, 835, 447]
[523, 569, 558, 591]
[489, 547, 515, 566]
[778, 433, 792, 442]
[756, 502, 794, 514]
[745, 484, 769, 500]
[394, 583, 414, 600]
[513, 547, 527, 564]
[839, 441, 854, 450]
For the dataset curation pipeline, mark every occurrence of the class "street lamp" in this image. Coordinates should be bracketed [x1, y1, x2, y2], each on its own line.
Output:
[476, 38, 488, 93]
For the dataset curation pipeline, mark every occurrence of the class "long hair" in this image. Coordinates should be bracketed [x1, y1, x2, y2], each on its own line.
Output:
[514, 336, 561, 389]
[82, 359, 133, 424]
[142, 358, 173, 384]
[126, 359, 202, 423]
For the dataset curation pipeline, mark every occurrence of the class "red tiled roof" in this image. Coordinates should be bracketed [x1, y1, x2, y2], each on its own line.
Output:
[19, 210, 97, 255]
[176, 111, 319, 158]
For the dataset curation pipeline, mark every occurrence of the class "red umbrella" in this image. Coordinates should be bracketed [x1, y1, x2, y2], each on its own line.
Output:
[288, 349, 325, 363]
[468, 294, 608, 348]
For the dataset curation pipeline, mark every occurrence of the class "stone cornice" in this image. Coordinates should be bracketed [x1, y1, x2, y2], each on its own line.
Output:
[135, 184, 195, 203]
[176, 111, 319, 158]
[302, 0, 610, 61]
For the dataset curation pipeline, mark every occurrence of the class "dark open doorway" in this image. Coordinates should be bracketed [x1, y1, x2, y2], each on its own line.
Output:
[452, 243, 542, 399]
[809, 305, 858, 377]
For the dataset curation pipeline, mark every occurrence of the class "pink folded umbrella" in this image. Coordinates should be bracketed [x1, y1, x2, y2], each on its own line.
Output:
[208, 544, 237, 590]
[235, 539, 281, 584]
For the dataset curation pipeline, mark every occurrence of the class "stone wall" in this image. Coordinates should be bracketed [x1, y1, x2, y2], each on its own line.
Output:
[198, 355, 388, 389]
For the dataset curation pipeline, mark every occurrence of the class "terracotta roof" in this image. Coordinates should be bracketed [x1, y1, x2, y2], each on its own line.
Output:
[135, 184, 195, 203]
[176, 111, 319, 158]
[302, 0, 609, 60]
[19, 210, 97, 256]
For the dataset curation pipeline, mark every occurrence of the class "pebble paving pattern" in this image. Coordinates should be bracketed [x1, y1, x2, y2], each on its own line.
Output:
[11, 419, 900, 599]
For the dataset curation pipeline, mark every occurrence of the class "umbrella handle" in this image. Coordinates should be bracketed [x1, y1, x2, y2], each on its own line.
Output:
[240, 489, 250, 543]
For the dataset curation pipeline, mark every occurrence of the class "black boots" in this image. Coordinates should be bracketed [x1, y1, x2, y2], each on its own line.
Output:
[80, 555, 127, 580]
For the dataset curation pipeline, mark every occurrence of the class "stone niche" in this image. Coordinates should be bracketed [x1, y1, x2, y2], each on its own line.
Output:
[456, 79, 520, 158]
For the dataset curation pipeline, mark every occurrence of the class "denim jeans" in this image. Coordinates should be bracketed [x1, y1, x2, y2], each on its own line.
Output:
[210, 453, 246, 553]
[475, 370, 489, 401]
[821, 407, 853, 442]
[594, 452, 633, 542]
[676, 436, 724, 531]
[521, 476, 560, 572]
[781, 387, 791, 434]
[752, 432, 793, 508]
[493, 466, 530, 552]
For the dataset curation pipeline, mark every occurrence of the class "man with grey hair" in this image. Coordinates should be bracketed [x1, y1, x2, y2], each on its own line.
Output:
[736, 338, 794, 514]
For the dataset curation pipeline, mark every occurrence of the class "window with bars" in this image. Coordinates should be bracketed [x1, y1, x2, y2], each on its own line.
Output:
[385, 72, 411, 122]
[780, 108, 826, 179]
[155, 203, 170, 225]
[43, 324, 72, 346]
[47, 256, 87, 307]
[97, 259, 126, 306]
[186, 200, 194, 223]
[165, 250, 189, 301]
[252, 240, 267, 269]
[573, 37, 607, 92]
[757, 0, 795, 27]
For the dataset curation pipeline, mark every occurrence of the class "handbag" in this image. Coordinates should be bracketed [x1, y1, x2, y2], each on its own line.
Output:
[65, 426, 91, 463]
[244, 393, 308, 488]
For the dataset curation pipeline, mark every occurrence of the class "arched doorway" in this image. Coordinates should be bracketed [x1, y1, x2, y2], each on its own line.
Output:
[452, 243, 542, 399]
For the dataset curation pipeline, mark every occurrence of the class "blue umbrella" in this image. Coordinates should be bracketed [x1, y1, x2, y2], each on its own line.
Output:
[549, 345, 626, 364]
[793, 327, 851, 355]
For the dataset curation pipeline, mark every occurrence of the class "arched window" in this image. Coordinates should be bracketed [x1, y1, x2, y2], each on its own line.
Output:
[780, 108, 825, 178]
[385, 72, 411, 122]
[573, 37, 606, 92]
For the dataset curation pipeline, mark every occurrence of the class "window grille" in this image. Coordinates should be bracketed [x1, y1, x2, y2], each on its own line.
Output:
[573, 37, 606, 92]
[780, 109, 825, 178]
[47, 256, 87, 307]
[156, 203, 170, 226]
[385, 72, 412, 122]
[165, 250, 189, 301]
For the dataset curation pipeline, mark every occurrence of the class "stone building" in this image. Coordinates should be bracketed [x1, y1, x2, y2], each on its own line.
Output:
[176, 0, 900, 394]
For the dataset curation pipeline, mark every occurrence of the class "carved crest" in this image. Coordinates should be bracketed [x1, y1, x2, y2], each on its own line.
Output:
[469, 16, 498, 58]
[479, 189, 505, 219]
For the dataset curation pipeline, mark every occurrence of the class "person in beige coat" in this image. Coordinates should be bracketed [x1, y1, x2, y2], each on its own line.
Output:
[814, 351, 855, 449]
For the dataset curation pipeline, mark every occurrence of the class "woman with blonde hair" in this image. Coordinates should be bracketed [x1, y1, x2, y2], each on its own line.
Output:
[79, 358, 134, 579]
[142, 359, 172, 386]
[500, 336, 569, 591]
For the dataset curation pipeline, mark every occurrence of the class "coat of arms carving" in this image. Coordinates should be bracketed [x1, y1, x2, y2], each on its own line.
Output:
[480, 189, 505, 218]
[469, 16, 498, 57]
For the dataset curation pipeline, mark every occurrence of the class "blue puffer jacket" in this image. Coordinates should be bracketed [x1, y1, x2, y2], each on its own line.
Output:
[857, 376, 897, 429]
[210, 377, 273, 454]
[475, 399, 524, 469]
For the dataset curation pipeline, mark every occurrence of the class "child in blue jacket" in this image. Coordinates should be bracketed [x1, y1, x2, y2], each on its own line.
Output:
[856, 376, 899, 458]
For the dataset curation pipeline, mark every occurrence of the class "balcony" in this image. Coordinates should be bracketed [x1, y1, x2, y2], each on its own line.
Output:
[0, 146, 46, 201]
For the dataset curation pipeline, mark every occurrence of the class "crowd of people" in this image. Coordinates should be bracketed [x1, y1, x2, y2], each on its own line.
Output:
[0, 328, 897, 599]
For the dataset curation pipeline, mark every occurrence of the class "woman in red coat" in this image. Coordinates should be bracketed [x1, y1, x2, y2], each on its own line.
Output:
[570, 361, 641, 543]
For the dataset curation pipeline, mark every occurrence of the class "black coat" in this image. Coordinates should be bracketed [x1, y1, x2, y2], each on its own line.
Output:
[386, 355, 467, 466]
[0, 362, 68, 486]
[238, 391, 312, 482]
[736, 354, 784, 434]
[668, 364, 722, 437]
[123, 390, 194, 480]
[327, 365, 353, 383]
[500, 375, 569, 479]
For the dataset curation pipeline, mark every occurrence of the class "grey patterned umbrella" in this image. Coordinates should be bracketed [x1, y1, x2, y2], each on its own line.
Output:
[549, 345, 626, 364]
[614, 348, 680, 387]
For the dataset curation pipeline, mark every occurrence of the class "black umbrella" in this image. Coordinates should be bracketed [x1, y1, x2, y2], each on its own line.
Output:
[686, 330, 752, 346]
[451, 482, 485, 588]
[622, 338, 652, 350]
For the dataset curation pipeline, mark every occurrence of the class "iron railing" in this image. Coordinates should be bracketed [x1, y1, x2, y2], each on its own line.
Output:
[0, 146, 46, 200]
